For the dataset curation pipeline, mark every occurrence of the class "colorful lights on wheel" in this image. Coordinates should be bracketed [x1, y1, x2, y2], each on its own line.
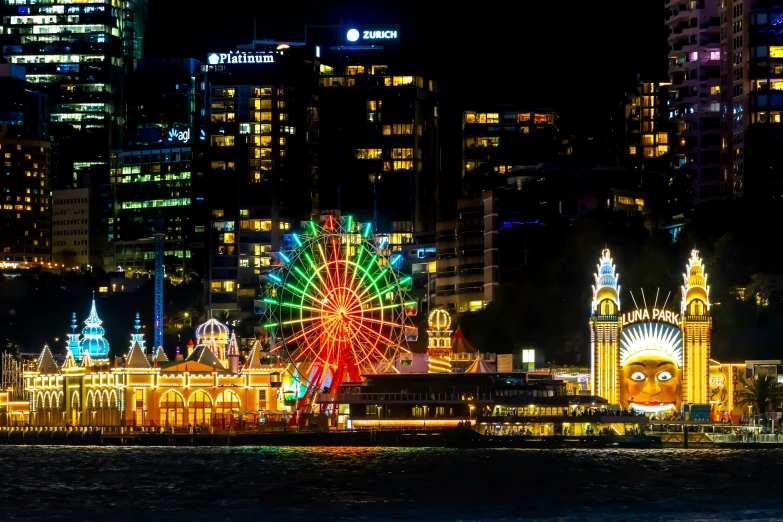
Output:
[263, 216, 413, 409]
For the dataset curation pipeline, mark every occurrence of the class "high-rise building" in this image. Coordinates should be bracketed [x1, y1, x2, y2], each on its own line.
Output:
[201, 42, 318, 316]
[109, 58, 203, 279]
[666, 0, 724, 203]
[0, 130, 51, 263]
[315, 25, 440, 235]
[52, 187, 96, 267]
[721, 0, 783, 203]
[624, 80, 671, 166]
[1, 0, 147, 188]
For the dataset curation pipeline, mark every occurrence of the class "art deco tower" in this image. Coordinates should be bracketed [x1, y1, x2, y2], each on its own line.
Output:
[681, 249, 711, 404]
[590, 249, 621, 404]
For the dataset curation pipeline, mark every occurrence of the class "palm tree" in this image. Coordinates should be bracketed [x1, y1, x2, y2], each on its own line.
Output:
[736, 373, 783, 423]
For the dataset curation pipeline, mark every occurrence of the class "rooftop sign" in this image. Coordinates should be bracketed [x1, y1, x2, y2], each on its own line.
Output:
[346, 28, 398, 42]
[207, 51, 275, 65]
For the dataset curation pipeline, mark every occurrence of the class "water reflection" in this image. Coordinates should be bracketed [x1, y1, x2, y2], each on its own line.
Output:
[0, 447, 780, 521]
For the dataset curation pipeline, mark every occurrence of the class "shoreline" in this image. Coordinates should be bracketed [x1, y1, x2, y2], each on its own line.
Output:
[0, 427, 779, 448]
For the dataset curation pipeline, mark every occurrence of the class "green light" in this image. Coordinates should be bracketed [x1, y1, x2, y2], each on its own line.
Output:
[363, 222, 371, 237]
[262, 298, 278, 305]
[264, 323, 278, 329]
[404, 301, 417, 306]
[309, 221, 318, 235]
[346, 215, 353, 232]
[399, 276, 411, 284]
[285, 283, 306, 296]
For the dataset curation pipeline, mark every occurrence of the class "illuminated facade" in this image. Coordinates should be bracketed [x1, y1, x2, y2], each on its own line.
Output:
[624, 80, 670, 164]
[426, 308, 452, 373]
[25, 316, 282, 428]
[201, 42, 318, 316]
[462, 106, 560, 180]
[0, 132, 51, 263]
[590, 248, 717, 413]
[0, 0, 147, 187]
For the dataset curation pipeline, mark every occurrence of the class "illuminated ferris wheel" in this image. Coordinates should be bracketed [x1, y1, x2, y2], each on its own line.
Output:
[264, 215, 416, 410]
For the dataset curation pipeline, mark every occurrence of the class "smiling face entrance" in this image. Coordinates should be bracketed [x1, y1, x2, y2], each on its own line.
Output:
[620, 354, 682, 412]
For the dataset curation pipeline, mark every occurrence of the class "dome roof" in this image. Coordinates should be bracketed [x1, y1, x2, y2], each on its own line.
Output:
[595, 286, 618, 304]
[685, 285, 708, 304]
[428, 308, 451, 331]
[79, 299, 110, 359]
[195, 318, 229, 344]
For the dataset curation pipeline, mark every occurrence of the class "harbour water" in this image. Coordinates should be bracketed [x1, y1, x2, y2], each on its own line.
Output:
[1, 446, 781, 521]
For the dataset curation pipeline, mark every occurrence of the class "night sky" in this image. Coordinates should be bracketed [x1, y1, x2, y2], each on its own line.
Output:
[146, 1, 667, 143]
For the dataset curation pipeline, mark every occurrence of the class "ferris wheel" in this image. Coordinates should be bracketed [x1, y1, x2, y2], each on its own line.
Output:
[263, 215, 416, 411]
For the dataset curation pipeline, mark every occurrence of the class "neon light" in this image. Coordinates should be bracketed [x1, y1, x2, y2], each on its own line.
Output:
[265, 219, 413, 409]
[279, 252, 291, 263]
[292, 233, 302, 247]
[399, 276, 411, 284]
[263, 298, 278, 305]
[268, 274, 282, 283]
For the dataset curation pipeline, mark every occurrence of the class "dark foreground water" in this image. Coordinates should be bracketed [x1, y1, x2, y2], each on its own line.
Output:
[1, 446, 782, 521]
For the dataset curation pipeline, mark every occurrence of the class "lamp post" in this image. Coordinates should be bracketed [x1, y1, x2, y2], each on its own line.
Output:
[469, 404, 475, 425]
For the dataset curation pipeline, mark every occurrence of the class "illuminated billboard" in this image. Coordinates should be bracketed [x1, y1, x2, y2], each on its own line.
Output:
[619, 321, 683, 412]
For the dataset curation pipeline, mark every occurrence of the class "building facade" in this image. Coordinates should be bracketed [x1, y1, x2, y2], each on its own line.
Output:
[25, 316, 282, 428]
[52, 187, 98, 267]
[462, 107, 560, 181]
[318, 57, 439, 234]
[624, 80, 671, 165]
[0, 63, 48, 140]
[1, 0, 147, 188]
[590, 248, 716, 413]
[201, 43, 318, 317]
[0, 132, 51, 263]
[666, 0, 724, 203]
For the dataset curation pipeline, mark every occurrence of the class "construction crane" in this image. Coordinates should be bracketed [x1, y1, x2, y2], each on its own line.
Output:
[153, 214, 165, 350]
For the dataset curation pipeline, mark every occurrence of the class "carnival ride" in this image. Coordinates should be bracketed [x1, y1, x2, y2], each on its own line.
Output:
[263, 216, 416, 415]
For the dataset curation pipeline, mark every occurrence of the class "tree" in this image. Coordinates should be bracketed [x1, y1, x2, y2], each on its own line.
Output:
[735, 373, 783, 423]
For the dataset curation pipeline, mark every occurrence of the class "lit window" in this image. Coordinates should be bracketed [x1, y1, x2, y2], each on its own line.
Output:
[98, 286, 109, 293]
[356, 148, 382, 159]
[771, 47, 783, 58]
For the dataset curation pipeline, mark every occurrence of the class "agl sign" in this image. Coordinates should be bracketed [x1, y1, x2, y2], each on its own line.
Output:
[167, 128, 190, 144]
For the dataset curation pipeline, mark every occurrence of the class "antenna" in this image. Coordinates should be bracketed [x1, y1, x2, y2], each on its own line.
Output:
[641, 288, 648, 310]
[662, 290, 671, 311]
[630, 290, 640, 310]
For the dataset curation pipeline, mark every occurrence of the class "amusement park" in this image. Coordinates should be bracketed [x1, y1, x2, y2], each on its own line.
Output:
[0, 215, 778, 448]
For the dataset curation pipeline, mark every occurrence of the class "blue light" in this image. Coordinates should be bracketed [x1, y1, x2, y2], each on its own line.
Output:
[279, 252, 291, 263]
[346, 29, 360, 42]
[390, 254, 402, 268]
[268, 273, 282, 283]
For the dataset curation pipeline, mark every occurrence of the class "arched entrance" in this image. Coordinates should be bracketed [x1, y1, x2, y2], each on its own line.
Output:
[188, 391, 213, 427]
[160, 391, 185, 427]
[71, 392, 81, 426]
[215, 390, 240, 430]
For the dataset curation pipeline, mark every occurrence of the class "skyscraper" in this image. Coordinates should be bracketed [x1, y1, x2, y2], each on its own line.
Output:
[1, 0, 147, 188]
[666, 0, 724, 203]
[315, 25, 440, 236]
[201, 42, 318, 317]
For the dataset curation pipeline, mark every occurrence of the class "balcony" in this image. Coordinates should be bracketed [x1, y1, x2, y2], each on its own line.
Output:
[317, 391, 495, 404]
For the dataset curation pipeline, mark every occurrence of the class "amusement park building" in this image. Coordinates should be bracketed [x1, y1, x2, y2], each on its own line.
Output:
[23, 315, 282, 428]
[590, 247, 746, 421]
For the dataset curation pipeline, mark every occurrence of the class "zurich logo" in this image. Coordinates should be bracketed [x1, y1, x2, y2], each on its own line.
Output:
[207, 53, 220, 65]
[346, 29, 359, 42]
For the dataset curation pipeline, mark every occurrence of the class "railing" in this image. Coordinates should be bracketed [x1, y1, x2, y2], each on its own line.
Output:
[318, 392, 493, 403]
[710, 433, 783, 444]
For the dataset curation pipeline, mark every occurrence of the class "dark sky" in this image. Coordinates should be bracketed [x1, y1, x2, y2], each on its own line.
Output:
[146, 0, 667, 134]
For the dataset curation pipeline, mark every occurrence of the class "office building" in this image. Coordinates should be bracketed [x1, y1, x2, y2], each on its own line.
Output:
[52, 187, 97, 267]
[202, 42, 318, 315]
[1, 0, 147, 188]
[0, 131, 51, 263]
[666, 0, 723, 203]
[722, 1, 783, 203]
[434, 193, 499, 315]
[315, 24, 440, 234]
[624, 80, 671, 166]
[462, 107, 560, 181]
[109, 58, 203, 280]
